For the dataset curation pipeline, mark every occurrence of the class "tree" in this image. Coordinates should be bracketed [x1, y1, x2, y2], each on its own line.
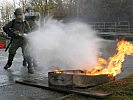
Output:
[1, 1, 14, 24]
[18, 0, 30, 11]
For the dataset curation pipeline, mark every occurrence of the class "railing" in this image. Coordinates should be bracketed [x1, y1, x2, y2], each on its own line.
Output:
[0, 21, 133, 33]
[89, 21, 133, 33]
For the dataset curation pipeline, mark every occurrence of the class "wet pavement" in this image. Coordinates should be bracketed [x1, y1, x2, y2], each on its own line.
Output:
[0, 49, 65, 100]
[0, 39, 133, 100]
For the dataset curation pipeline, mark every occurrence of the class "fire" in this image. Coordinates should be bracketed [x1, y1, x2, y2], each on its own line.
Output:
[86, 39, 133, 76]
[54, 40, 133, 77]
[54, 70, 62, 74]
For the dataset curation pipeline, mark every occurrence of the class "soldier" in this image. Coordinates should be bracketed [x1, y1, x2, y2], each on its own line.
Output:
[24, 7, 39, 67]
[3, 8, 34, 74]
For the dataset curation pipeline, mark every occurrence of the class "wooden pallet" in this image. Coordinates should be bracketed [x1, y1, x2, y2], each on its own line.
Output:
[15, 79, 111, 99]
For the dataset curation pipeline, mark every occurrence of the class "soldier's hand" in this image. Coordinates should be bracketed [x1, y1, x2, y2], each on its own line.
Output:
[18, 33, 27, 38]
[23, 33, 27, 37]
[13, 30, 20, 36]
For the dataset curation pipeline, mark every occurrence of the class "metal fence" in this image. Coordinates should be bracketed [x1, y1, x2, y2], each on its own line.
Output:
[89, 21, 133, 33]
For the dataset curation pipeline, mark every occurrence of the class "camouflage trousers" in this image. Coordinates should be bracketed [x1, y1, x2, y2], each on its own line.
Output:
[9, 37, 26, 55]
[8, 37, 31, 67]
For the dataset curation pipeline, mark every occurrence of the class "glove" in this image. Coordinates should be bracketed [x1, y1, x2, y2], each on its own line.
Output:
[13, 30, 20, 36]
[22, 33, 27, 38]
[18, 33, 27, 38]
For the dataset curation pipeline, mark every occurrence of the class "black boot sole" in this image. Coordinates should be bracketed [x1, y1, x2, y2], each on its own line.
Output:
[4, 66, 10, 70]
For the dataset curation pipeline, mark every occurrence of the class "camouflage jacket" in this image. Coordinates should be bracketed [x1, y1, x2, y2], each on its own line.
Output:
[3, 19, 31, 38]
[27, 20, 38, 32]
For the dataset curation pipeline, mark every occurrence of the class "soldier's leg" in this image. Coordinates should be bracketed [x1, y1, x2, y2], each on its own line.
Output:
[22, 48, 27, 67]
[21, 44, 34, 74]
[4, 43, 20, 69]
[23, 57, 27, 66]
[27, 56, 34, 74]
[32, 58, 38, 67]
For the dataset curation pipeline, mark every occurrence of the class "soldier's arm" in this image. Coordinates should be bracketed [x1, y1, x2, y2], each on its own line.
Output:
[25, 21, 31, 33]
[3, 21, 13, 35]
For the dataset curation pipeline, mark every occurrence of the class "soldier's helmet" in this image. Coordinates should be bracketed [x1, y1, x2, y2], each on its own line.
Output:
[14, 8, 24, 15]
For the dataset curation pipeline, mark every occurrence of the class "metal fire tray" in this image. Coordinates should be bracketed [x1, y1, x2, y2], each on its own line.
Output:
[48, 70, 114, 88]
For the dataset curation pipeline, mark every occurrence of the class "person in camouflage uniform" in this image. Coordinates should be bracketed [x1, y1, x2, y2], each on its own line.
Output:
[24, 7, 39, 67]
[3, 8, 34, 74]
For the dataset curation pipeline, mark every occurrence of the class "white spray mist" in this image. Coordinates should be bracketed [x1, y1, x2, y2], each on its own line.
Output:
[28, 18, 102, 72]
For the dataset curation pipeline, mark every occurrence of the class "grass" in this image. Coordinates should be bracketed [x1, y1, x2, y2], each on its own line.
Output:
[58, 74, 133, 100]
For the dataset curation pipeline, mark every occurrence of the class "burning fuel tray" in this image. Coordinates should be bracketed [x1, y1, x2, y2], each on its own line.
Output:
[15, 70, 113, 98]
[48, 70, 114, 88]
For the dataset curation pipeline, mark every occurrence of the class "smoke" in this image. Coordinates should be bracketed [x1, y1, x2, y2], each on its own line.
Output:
[27, 18, 102, 72]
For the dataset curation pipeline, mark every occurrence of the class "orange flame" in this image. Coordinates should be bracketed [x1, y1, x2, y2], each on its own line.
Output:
[54, 70, 62, 74]
[86, 40, 133, 76]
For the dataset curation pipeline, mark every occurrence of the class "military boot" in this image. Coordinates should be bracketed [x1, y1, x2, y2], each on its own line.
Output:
[28, 67, 34, 74]
[4, 54, 15, 70]
[27, 59, 34, 74]
[4, 64, 11, 70]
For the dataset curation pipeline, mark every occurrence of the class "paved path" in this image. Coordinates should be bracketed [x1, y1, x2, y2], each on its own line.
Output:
[0, 49, 65, 100]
